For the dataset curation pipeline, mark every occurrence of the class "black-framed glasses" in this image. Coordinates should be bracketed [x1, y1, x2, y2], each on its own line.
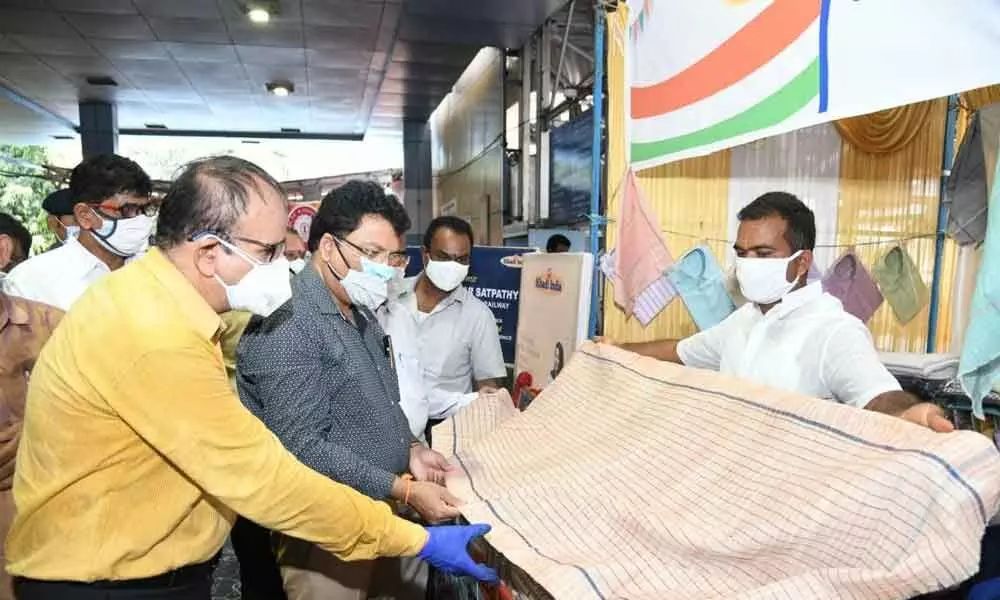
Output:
[96, 196, 160, 219]
[191, 230, 286, 264]
[337, 237, 410, 268]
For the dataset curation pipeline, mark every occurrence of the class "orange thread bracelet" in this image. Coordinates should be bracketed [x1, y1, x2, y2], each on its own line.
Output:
[402, 474, 414, 505]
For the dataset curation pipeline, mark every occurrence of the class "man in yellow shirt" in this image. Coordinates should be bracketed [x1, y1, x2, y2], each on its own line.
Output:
[7, 156, 496, 599]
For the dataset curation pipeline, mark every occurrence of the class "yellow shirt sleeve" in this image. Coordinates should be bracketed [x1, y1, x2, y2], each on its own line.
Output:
[109, 341, 427, 560]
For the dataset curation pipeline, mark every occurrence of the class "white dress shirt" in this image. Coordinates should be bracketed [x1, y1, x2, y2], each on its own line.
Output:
[677, 282, 901, 407]
[378, 276, 506, 437]
[2, 238, 111, 311]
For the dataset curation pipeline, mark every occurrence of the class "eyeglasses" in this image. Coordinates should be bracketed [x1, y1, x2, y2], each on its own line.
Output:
[192, 230, 286, 264]
[97, 196, 160, 219]
[337, 237, 409, 268]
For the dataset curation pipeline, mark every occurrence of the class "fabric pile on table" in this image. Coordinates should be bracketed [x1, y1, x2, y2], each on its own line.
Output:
[436, 342, 1000, 600]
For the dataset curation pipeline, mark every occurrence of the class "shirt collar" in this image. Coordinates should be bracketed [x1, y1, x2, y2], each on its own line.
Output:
[64, 236, 111, 276]
[295, 262, 371, 330]
[140, 248, 222, 341]
[394, 274, 468, 314]
[757, 281, 824, 320]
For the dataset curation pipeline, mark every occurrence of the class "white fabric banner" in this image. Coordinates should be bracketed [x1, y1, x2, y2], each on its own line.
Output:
[727, 122, 842, 272]
[625, 0, 1000, 169]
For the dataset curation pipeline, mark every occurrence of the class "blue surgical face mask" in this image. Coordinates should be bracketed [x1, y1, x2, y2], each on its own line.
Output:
[361, 257, 397, 281]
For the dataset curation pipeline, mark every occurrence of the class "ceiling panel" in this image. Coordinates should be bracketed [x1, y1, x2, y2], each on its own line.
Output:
[132, 0, 221, 19]
[146, 18, 231, 44]
[65, 14, 157, 41]
[0, 0, 574, 140]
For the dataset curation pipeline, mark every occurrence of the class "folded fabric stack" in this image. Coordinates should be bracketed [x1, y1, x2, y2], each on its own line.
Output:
[879, 352, 961, 381]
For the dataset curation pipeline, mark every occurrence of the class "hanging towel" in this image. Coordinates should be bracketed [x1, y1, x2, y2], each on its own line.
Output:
[613, 170, 676, 318]
[872, 245, 929, 325]
[668, 245, 736, 330]
[946, 103, 1000, 246]
[822, 251, 884, 323]
[600, 249, 677, 326]
[959, 153, 1000, 419]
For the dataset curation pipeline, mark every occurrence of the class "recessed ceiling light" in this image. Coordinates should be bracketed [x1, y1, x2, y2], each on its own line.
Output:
[247, 7, 270, 24]
[266, 81, 294, 97]
[85, 75, 118, 87]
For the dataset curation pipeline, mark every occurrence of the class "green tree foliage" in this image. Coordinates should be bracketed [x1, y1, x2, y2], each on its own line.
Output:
[0, 145, 57, 254]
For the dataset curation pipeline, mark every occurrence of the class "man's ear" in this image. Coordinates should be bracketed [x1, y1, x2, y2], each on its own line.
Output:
[192, 237, 221, 279]
[798, 249, 814, 281]
[0, 235, 13, 271]
[73, 202, 100, 231]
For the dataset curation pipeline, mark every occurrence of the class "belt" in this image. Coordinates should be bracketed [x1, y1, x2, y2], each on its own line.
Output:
[14, 555, 218, 590]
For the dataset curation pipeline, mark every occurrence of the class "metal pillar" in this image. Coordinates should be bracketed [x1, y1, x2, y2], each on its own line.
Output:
[519, 39, 534, 223]
[587, 8, 606, 338]
[926, 94, 959, 353]
[78, 100, 118, 158]
[403, 119, 434, 238]
[536, 20, 553, 222]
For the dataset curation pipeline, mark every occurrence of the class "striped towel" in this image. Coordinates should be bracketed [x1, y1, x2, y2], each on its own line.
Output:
[438, 342, 1000, 600]
[600, 249, 676, 326]
[612, 170, 676, 321]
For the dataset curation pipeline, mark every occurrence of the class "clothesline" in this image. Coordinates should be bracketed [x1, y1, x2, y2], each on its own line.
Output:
[599, 221, 939, 250]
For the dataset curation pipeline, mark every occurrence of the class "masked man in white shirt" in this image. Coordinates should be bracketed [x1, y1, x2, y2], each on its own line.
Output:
[3, 154, 155, 310]
[600, 191, 953, 433]
[378, 217, 506, 440]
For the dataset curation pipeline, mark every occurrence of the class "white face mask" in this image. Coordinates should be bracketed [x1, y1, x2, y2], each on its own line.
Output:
[288, 258, 307, 274]
[425, 259, 469, 292]
[92, 213, 156, 257]
[736, 250, 802, 305]
[55, 221, 80, 244]
[735, 251, 803, 305]
[213, 237, 292, 317]
[328, 256, 396, 311]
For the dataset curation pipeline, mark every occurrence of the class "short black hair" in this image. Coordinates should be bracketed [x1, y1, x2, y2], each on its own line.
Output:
[737, 191, 816, 252]
[0, 212, 31, 257]
[69, 154, 152, 205]
[308, 180, 411, 252]
[423, 216, 474, 250]
[546, 234, 571, 252]
[155, 156, 286, 250]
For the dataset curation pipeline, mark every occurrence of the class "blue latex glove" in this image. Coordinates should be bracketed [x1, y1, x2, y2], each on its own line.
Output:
[969, 578, 1000, 600]
[417, 523, 499, 583]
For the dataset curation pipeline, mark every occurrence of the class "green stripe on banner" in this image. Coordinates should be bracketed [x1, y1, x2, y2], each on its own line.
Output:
[631, 58, 820, 163]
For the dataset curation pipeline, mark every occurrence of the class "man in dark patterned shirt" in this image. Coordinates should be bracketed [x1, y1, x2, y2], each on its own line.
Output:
[236, 181, 461, 600]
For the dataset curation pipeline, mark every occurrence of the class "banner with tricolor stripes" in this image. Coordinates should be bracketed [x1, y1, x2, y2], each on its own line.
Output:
[625, 0, 1000, 170]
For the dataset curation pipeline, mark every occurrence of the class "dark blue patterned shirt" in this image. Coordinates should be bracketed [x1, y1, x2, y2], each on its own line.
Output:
[236, 263, 412, 500]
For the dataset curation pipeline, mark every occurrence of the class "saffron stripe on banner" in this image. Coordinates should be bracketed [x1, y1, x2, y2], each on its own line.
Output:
[631, 59, 819, 163]
[629, 0, 820, 119]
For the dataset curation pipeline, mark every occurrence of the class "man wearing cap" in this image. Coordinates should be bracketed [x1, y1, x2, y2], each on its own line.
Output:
[41, 188, 79, 249]
[0, 213, 30, 274]
[3, 154, 156, 310]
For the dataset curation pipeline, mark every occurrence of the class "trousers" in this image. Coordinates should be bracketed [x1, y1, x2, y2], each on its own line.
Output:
[13, 560, 215, 600]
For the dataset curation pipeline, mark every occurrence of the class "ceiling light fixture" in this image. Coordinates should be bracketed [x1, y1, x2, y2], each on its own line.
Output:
[247, 7, 270, 24]
[266, 81, 294, 97]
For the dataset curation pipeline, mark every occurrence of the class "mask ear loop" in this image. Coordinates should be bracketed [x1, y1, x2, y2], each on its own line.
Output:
[325, 237, 351, 281]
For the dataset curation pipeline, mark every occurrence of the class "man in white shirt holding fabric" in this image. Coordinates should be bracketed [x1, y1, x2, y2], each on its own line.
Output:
[379, 216, 506, 439]
[3, 154, 156, 310]
[601, 191, 953, 433]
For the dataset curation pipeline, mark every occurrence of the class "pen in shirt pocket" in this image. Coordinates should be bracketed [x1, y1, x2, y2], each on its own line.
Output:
[383, 335, 396, 371]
